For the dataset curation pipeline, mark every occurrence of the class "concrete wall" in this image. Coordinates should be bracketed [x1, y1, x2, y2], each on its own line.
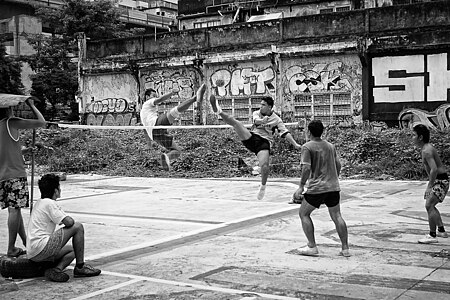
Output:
[140, 67, 201, 124]
[79, 1, 450, 126]
[281, 55, 362, 125]
[81, 73, 139, 126]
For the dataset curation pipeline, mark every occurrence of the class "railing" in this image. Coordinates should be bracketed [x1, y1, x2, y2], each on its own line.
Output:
[148, 0, 178, 10]
[5, 0, 173, 29]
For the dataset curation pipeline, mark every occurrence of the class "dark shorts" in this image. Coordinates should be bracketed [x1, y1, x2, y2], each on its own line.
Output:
[242, 132, 270, 155]
[0, 177, 29, 209]
[30, 228, 65, 262]
[305, 191, 340, 209]
[153, 113, 175, 150]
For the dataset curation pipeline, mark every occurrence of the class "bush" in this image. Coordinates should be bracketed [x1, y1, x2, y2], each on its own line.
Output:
[20, 126, 450, 180]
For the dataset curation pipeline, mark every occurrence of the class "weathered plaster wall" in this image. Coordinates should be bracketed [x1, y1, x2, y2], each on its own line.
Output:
[140, 67, 201, 124]
[208, 61, 276, 98]
[81, 73, 139, 126]
[206, 60, 276, 123]
[371, 52, 450, 124]
[80, 1, 450, 126]
[281, 54, 362, 124]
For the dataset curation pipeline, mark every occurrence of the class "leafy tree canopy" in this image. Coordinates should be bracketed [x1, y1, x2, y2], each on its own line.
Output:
[27, 0, 141, 119]
[36, 0, 126, 40]
[0, 44, 23, 94]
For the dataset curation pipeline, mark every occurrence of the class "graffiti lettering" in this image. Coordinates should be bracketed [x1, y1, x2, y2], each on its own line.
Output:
[86, 98, 135, 114]
[142, 69, 197, 99]
[373, 53, 450, 103]
[398, 104, 450, 130]
[210, 67, 275, 97]
[284, 62, 352, 94]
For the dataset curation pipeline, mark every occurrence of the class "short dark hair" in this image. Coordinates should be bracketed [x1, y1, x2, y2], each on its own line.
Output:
[38, 174, 60, 199]
[144, 88, 156, 97]
[308, 119, 324, 137]
[413, 123, 430, 143]
[261, 96, 274, 108]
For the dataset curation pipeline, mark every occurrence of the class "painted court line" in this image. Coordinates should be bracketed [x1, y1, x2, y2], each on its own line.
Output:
[85, 205, 297, 261]
[66, 211, 222, 225]
[70, 270, 301, 300]
[70, 278, 142, 300]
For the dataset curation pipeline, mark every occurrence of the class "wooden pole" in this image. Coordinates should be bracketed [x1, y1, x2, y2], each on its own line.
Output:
[30, 129, 36, 213]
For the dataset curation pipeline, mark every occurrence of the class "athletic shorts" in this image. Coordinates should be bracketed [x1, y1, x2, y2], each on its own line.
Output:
[0, 177, 29, 209]
[425, 173, 449, 203]
[242, 132, 270, 155]
[153, 113, 175, 150]
[304, 191, 340, 209]
[30, 228, 64, 262]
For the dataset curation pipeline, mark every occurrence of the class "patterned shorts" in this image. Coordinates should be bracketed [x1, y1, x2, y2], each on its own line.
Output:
[30, 228, 65, 262]
[424, 175, 449, 203]
[0, 177, 29, 209]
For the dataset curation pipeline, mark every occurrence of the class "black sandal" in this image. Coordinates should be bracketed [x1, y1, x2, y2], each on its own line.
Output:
[7, 248, 27, 258]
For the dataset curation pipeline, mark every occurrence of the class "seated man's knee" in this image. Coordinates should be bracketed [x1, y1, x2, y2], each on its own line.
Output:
[73, 222, 84, 233]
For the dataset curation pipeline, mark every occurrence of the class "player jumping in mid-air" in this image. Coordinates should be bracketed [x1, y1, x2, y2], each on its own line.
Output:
[210, 94, 301, 200]
[141, 84, 206, 171]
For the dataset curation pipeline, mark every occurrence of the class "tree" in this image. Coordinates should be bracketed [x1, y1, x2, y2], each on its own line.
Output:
[37, 0, 127, 40]
[0, 43, 23, 94]
[28, 0, 137, 120]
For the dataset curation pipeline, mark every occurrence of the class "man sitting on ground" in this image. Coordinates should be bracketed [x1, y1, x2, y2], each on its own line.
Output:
[26, 174, 101, 282]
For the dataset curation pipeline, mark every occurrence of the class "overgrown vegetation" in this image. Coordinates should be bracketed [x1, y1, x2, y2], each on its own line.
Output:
[21, 126, 450, 180]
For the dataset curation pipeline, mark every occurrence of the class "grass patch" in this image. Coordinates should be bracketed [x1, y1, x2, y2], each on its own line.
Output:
[21, 126, 450, 180]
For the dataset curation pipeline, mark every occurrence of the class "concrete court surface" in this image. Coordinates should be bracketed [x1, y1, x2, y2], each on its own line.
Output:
[0, 174, 449, 300]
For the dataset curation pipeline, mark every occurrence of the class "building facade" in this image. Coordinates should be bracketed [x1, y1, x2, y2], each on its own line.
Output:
[0, 0, 178, 95]
[77, 1, 450, 129]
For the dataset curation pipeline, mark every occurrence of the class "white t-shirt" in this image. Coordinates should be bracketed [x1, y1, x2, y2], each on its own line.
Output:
[140, 98, 158, 140]
[251, 110, 289, 145]
[26, 198, 67, 258]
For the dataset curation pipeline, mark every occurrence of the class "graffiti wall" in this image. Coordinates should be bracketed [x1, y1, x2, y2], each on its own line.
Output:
[209, 62, 276, 98]
[141, 68, 199, 100]
[81, 73, 139, 126]
[140, 68, 200, 124]
[372, 53, 450, 103]
[207, 61, 276, 123]
[204, 56, 362, 124]
[371, 53, 450, 124]
[398, 104, 450, 130]
[281, 55, 362, 124]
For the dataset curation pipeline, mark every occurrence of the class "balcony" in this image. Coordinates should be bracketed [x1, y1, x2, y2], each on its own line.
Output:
[148, 0, 178, 10]
[5, 0, 171, 30]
